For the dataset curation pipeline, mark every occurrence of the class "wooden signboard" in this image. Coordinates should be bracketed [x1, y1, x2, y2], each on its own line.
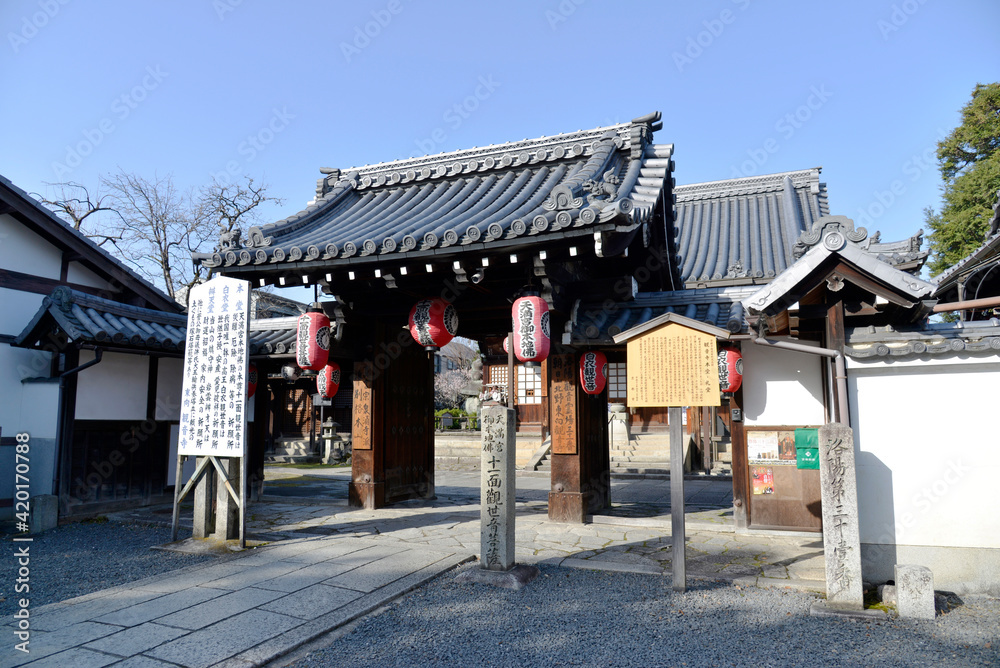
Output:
[624, 322, 720, 408]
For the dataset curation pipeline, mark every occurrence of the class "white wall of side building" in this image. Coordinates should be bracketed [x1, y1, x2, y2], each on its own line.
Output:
[0, 213, 62, 278]
[848, 352, 1000, 595]
[742, 339, 826, 427]
[75, 350, 150, 421]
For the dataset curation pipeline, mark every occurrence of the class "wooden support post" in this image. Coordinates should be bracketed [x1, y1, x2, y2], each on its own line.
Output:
[350, 321, 435, 509]
[669, 405, 686, 592]
[214, 457, 239, 540]
[192, 457, 213, 538]
[730, 386, 749, 530]
[548, 353, 610, 523]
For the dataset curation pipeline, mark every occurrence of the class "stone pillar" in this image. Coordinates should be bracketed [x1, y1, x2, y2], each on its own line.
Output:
[456, 403, 539, 590]
[815, 422, 864, 611]
[895, 564, 936, 620]
[609, 403, 629, 450]
[214, 458, 240, 541]
[29, 495, 58, 533]
[480, 404, 516, 571]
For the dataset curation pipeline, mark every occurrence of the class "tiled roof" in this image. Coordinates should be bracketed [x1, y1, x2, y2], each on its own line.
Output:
[672, 168, 928, 287]
[16, 286, 188, 351]
[845, 319, 1000, 359]
[15, 286, 303, 356]
[564, 286, 756, 345]
[672, 169, 829, 286]
[194, 113, 673, 272]
[743, 216, 936, 318]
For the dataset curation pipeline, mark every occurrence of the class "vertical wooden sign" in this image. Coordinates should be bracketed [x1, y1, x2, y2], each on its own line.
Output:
[549, 354, 577, 455]
[352, 361, 374, 450]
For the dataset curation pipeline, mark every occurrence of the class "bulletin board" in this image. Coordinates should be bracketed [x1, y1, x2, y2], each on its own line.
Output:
[745, 425, 822, 532]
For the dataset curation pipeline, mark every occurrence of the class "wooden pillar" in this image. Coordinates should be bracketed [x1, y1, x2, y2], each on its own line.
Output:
[730, 384, 749, 530]
[349, 360, 383, 509]
[825, 297, 846, 422]
[548, 353, 610, 523]
[349, 322, 435, 509]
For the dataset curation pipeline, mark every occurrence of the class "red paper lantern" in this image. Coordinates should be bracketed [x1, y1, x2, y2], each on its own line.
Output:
[718, 347, 743, 393]
[579, 351, 608, 395]
[502, 336, 509, 354]
[409, 298, 458, 351]
[317, 362, 341, 399]
[296, 306, 331, 371]
[247, 363, 258, 399]
[512, 293, 550, 366]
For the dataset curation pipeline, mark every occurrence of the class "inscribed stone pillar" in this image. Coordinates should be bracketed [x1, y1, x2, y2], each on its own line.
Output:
[817, 422, 863, 610]
[895, 564, 936, 620]
[480, 404, 516, 571]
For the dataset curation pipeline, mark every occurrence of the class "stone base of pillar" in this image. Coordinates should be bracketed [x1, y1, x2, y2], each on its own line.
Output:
[455, 563, 540, 590]
[809, 601, 886, 620]
[548, 491, 589, 523]
[349, 481, 385, 509]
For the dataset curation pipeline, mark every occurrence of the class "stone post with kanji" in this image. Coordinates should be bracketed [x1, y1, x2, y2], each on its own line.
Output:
[479, 403, 516, 570]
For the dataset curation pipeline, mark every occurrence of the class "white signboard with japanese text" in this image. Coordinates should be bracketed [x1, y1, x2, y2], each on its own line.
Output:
[178, 276, 250, 457]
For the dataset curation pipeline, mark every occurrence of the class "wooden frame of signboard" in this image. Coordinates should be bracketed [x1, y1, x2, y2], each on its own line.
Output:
[613, 312, 731, 592]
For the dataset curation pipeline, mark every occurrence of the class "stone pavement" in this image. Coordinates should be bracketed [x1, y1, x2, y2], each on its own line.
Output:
[6, 467, 826, 667]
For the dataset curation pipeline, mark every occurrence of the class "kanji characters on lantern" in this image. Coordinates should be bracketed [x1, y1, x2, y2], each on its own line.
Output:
[409, 298, 458, 351]
[317, 362, 341, 399]
[511, 292, 549, 366]
[247, 363, 258, 398]
[296, 305, 331, 371]
[579, 350, 608, 395]
[718, 346, 743, 393]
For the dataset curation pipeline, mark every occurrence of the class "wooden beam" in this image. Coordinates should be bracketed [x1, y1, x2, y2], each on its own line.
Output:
[0, 267, 122, 299]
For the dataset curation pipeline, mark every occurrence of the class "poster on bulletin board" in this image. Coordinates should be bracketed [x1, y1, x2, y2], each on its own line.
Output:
[751, 466, 775, 495]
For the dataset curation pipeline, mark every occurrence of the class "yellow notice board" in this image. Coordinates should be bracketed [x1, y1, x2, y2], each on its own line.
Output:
[625, 322, 720, 407]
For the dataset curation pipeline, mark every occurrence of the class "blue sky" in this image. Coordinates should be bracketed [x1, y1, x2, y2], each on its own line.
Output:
[2, 0, 998, 298]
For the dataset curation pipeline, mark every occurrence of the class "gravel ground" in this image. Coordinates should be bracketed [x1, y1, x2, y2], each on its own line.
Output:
[288, 562, 999, 668]
[0, 520, 212, 617]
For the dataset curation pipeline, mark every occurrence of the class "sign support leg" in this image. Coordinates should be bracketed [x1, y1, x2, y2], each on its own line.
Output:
[669, 406, 686, 592]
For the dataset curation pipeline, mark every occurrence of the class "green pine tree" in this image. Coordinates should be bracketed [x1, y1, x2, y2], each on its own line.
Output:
[926, 82, 1000, 277]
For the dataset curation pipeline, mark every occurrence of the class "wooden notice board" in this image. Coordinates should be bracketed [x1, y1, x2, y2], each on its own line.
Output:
[745, 425, 822, 531]
[625, 322, 720, 408]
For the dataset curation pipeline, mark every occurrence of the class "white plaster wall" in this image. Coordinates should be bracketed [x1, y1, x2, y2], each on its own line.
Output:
[1, 287, 46, 336]
[65, 261, 112, 290]
[75, 350, 149, 420]
[0, 213, 62, 279]
[849, 354, 1000, 551]
[742, 339, 825, 426]
[155, 357, 183, 420]
[0, 345, 53, 440]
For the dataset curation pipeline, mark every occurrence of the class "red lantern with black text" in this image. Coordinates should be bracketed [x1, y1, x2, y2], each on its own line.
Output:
[317, 362, 341, 399]
[247, 363, 258, 399]
[579, 350, 608, 395]
[511, 293, 550, 366]
[409, 298, 458, 351]
[296, 305, 331, 371]
[718, 347, 743, 394]
[502, 336, 509, 354]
